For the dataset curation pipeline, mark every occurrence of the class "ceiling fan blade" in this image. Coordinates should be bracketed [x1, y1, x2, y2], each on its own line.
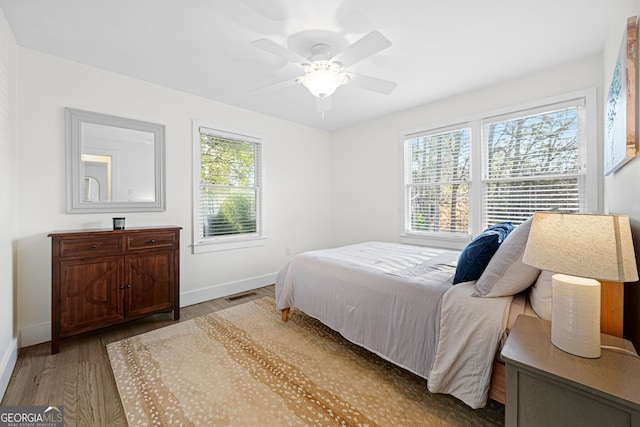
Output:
[332, 30, 391, 68]
[250, 77, 299, 93]
[347, 73, 397, 95]
[251, 38, 309, 65]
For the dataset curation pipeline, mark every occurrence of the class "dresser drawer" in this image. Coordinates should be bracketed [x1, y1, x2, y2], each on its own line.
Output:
[58, 236, 123, 257]
[126, 231, 178, 251]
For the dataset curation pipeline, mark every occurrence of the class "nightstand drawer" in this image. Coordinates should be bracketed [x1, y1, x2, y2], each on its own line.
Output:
[511, 368, 635, 426]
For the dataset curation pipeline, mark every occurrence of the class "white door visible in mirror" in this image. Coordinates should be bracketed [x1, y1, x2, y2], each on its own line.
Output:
[81, 123, 156, 202]
[82, 154, 111, 202]
[66, 108, 165, 213]
[83, 176, 100, 202]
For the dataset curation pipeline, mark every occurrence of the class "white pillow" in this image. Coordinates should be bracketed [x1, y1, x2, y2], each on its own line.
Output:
[474, 217, 541, 297]
[529, 270, 553, 320]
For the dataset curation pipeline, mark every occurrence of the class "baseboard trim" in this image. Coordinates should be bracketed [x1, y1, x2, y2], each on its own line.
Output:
[0, 336, 18, 401]
[19, 273, 278, 347]
[19, 321, 49, 348]
[180, 273, 277, 307]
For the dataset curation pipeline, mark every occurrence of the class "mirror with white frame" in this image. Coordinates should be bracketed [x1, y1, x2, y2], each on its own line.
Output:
[66, 108, 166, 213]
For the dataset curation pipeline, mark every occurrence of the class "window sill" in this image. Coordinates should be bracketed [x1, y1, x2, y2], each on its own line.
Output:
[193, 236, 267, 254]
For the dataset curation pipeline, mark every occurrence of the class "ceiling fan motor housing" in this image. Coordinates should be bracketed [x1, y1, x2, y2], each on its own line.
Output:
[309, 43, 333, 61]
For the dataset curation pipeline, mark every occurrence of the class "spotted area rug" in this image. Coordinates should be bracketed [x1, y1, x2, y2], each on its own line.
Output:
[107, 297, 504, 426]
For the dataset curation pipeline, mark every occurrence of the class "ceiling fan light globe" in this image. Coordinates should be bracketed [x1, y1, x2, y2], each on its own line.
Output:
[301, 69, 348, 98]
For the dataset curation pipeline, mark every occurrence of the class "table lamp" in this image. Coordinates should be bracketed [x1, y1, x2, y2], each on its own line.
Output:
[522, 212, 638, 358]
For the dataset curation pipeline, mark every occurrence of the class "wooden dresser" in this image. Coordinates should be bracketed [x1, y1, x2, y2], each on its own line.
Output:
[49, 226, 181, 354]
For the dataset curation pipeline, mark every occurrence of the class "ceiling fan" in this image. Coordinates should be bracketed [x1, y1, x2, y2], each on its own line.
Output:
[251, 30, 397, 113]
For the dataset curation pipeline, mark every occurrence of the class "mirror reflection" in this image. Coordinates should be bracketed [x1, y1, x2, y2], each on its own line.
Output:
[80, 123, 155, 202]
[66, 108, 165, 213]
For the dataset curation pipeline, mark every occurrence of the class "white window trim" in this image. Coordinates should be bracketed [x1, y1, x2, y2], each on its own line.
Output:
[192, 120, 266, 254]
[400, 88, 598, 249]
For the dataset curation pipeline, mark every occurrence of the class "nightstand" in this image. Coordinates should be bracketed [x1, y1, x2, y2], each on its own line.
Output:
[501, 315, 640, 427]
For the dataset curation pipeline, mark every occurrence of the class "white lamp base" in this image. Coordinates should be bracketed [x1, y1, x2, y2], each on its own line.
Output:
[551, 274, 601, 358]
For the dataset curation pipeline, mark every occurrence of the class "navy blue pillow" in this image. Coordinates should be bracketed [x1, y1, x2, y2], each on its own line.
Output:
[453, 222, 514, 284]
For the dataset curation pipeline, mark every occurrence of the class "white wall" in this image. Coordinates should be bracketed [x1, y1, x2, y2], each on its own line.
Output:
[15, 48, 334, 347]
[0, 7, 18, 399]
[331, 54, 604, 247]
[603, 0, 640, 348]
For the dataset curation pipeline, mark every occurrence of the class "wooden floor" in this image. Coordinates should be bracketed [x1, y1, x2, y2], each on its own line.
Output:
[1, 286, 275, 427]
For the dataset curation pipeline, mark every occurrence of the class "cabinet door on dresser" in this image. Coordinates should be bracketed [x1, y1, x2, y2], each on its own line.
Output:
[125, 251, 175, 317]
[59, 256, 125, 334]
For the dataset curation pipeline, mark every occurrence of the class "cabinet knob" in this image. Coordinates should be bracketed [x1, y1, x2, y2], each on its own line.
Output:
[119, 285, 124, 290]
[149, 239, 156, 244]
[126, 284, 131, 288]
[91, 244, 97, 249]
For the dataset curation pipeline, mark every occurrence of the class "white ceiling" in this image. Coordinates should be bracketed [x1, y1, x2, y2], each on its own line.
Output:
[0, 0, 614, 131]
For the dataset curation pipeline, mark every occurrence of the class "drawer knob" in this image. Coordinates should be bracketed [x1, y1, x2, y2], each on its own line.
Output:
[91, 244, 97, 249]
[149, 239, 156, 244]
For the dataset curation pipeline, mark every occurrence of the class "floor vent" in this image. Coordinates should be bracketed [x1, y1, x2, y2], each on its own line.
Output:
[225, 291, 257, 302]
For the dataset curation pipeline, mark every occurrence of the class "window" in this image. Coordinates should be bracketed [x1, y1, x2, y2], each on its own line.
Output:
[404, 124, 471, 236]
[402, 91, 595, 247]
[193, 122, 263, 252]
[483, 100, 585, 225]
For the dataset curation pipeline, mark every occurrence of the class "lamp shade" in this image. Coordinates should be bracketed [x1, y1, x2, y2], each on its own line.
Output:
[522, 212, 638, 282]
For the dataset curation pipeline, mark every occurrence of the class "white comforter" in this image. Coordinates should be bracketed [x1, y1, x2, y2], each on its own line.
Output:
[427, 281, 513, 407]
[275, 241, 513, 409]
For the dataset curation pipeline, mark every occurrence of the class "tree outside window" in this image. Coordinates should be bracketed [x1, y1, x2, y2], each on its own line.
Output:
[406, 126, 470, 235]
[199, 131, 261, 240]
[484, 106, 582, 225]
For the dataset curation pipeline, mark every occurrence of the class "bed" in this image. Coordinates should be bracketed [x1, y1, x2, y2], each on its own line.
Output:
[275, 219, 625, 409]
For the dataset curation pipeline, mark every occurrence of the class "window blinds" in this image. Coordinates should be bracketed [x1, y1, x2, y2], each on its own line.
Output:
[402, 96, 588, 238]
[404, 124, 471, 234]
[198, 127, 261, 241]
[482, 101, 585, 225]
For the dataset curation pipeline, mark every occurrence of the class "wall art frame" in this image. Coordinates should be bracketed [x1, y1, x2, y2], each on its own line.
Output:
[605, 16, 638, 175]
